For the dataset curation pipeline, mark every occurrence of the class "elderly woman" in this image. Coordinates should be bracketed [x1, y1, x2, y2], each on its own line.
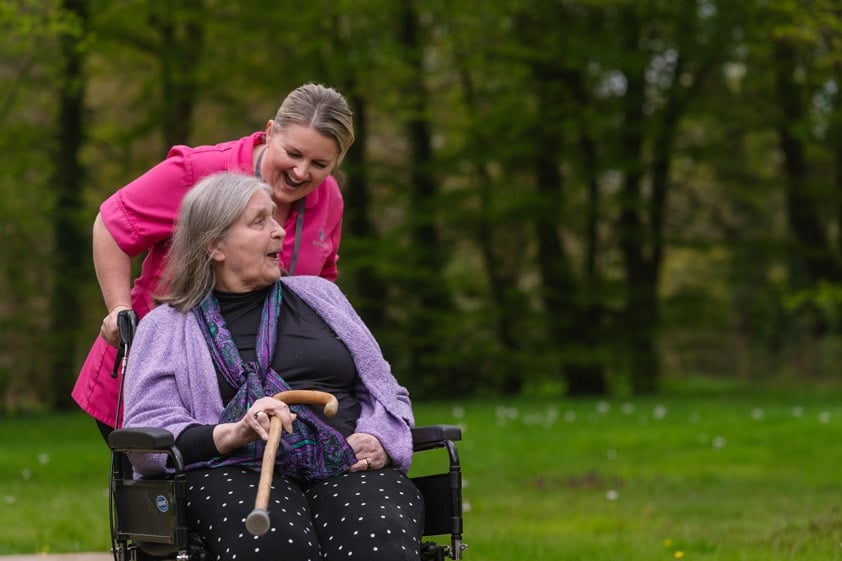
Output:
[122, 172, 422, 561]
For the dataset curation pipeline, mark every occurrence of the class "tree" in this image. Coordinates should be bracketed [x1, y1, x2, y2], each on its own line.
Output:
[50, 0, 90, 409]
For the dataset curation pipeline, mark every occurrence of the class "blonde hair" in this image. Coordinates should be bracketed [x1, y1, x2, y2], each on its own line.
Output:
[156, 173, 273, 312]
[272, 83, 355, 162]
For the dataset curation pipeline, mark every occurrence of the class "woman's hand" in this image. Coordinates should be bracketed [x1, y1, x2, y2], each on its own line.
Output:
[213, 396, 297, 455]
[347, 432, 390, 472]
[100, 305, 131, 347]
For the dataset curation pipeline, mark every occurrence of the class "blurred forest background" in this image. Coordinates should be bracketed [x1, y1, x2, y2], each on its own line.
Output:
[1, 0, 840, 413]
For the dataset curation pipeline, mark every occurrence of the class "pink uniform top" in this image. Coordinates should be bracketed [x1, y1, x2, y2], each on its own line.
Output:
[72, 131, 344, 427]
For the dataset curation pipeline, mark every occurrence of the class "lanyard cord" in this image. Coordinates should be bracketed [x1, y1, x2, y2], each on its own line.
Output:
[289, 199, 305, 275]
[255, 146, 306, 275]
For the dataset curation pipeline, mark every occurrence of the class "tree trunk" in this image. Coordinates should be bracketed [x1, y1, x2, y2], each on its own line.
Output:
[513, 5, 609, 396]
[453, 51, 524, 393]
[397, 0, 454, 387]
[617, 12, 660, 395]
[562, 66, 609, 396]
[343, 94, 388, 328]
[773, 39, 840, 288]
[151, 0, 205, 148]
[50, 0, 89, 409]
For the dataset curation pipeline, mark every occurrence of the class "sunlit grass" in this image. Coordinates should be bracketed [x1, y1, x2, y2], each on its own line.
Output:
[3, 379, 842, 559]
[0, 414, 111, 554]
[414, 382, 842, 561]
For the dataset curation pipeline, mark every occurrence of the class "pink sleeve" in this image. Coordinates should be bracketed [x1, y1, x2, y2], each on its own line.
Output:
[100, 151, 194, 256]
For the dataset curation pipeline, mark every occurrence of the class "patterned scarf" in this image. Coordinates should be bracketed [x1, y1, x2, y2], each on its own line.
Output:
[193, 281, 355, 480]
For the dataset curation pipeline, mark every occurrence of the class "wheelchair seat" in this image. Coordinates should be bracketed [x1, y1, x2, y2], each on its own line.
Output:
[108, 423, 466, 561]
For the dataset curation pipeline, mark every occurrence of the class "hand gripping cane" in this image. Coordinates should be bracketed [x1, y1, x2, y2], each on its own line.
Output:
[245, 390, 339, 536]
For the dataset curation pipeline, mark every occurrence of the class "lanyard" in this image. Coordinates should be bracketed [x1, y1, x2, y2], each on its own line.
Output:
[255, 146, 306, 275]
[288, 198, 305, 275]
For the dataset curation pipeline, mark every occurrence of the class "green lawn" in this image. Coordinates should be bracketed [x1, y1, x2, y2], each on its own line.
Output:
[3, 379, 842, 560]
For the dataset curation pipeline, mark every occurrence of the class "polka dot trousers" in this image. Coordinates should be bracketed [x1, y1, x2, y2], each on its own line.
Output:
[186, 467, 424, 561]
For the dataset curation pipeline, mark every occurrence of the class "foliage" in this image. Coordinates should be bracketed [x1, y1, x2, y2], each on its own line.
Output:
[0, 0, 75, 409]
[1, 1, 841, 408]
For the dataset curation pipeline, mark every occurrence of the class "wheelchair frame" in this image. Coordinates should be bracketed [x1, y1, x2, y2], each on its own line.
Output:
[107, 311, 467, 561]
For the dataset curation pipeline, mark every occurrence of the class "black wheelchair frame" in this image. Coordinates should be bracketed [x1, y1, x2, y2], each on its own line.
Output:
[107, 310, 467, 561]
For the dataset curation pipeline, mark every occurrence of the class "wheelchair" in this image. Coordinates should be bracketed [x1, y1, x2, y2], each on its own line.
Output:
[107, 311, 467, 561]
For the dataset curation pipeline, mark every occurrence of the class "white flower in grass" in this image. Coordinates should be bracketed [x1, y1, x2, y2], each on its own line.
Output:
[21, 469, 31, 480]
[792, 406, 803, 418]
[38, 453, 49, 465]
[751, 408, 764, 420]
[819, 411, 832, 424]
[495, 405, 513, 426]
[495, 406, 519, 422]
[653, 404, 667, 420]
[605, 489, 619, 501]
[4, 495, 15, 504]
[523, 413, 539, 425]
[712, 436, 727, 449]
[463, 501, 472, 512]
[596, 401, 610, 414]
[621, 403, 635, 415]
[451, 406, 464, 419]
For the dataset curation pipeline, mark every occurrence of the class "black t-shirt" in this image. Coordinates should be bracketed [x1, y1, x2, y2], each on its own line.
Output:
[175, 284, 361, 464]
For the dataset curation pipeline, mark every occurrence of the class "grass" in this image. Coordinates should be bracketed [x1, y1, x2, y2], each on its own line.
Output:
[3, 378, 842, 559]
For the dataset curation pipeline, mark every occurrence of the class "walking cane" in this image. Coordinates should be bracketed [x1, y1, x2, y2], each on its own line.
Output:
[245, 390, 339, 536]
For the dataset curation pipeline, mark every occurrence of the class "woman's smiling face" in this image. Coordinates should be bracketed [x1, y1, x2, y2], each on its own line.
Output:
[212, 189, 286, 292]
[259, 123, 340, 207]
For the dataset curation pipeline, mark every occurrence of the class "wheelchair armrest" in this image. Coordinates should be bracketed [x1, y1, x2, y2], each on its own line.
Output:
[411, 424, 462, 452]
[108, 427, 175, 451]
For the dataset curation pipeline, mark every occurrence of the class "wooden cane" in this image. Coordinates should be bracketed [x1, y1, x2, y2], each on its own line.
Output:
[245, 390, 339, 536]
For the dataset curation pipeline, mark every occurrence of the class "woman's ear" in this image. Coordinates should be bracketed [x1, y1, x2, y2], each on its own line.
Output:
[207, 241, 225, 263]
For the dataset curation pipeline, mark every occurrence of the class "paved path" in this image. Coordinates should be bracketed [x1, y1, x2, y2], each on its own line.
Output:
[2, 554, 111, 561]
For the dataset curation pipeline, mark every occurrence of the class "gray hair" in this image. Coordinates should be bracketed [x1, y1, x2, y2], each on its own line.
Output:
[272, 83, 355, 163]
[156, 173, 273, 312]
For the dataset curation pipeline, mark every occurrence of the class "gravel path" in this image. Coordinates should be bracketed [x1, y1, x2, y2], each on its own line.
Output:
[1, 554, 112, 561]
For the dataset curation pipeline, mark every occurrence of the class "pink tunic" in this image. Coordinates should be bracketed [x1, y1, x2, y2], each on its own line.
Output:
[72, 132, 344, 427]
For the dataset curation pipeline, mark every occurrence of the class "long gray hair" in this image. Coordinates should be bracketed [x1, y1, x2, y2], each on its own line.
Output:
[156, 173, 273, 312]
[272, 83, 355, 163]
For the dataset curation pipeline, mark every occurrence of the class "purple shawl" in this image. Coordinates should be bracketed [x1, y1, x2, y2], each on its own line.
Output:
[122, 276, 415, 476]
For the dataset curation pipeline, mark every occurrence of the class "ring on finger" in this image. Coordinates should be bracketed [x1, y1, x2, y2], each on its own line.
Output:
[254, 410, 265, 420]
[364, 457, 372, 470]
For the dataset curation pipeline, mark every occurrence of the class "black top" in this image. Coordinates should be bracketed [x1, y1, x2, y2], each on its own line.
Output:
[175, 284, 361, 465]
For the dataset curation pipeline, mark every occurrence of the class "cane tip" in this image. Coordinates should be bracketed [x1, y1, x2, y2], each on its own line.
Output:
[246, 509, 271, 536]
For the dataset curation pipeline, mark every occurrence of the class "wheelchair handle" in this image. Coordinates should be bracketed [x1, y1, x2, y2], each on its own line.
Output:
[111, 309, 138, 379]
[245, 390, 339, 536]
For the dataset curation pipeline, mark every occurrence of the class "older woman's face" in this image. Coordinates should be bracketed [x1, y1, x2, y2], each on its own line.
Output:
[212, 190, 286, 292]
[260, 123, 340, 207]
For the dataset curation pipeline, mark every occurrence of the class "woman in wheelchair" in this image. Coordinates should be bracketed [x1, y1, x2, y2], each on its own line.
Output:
[121, 172, 423, 561]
